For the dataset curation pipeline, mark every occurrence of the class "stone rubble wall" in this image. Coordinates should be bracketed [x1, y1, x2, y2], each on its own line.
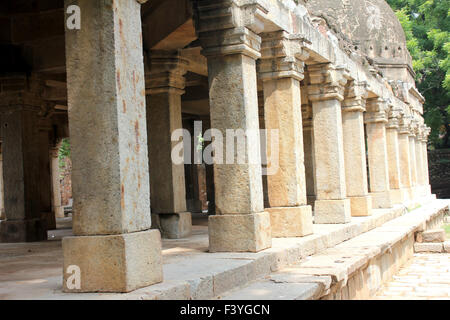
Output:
[428, 149, 450, 199]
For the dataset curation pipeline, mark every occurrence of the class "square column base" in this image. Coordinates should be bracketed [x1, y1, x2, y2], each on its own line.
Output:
[0, 218, 47, 243]
[208, 212, 272, 253]
[349, 196, 373, 217]
[314, 199, 351, 224]
[267, 206, 313, 238]
[370, 191, 392, 209]
[389, 189, 403, 205]
[62, 229, 163, 293]
[151, 212, 192, 239]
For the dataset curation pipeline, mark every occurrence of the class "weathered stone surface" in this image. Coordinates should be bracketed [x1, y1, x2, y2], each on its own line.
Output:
[268, 206, 313, 238]
[414, 242, 443, 253]
[208, 212, 272, 253]
[62, 229, 163, 293]
[314, 199, 351, 224]
[444, 241, 450, 253]
[416, 229, 446, 243]
[371, 191, 392, 209]
[152, 212, 192, 239]
[65, 0, 152, 236]
[0, 218, 47, 243]
[349, 196, 373, 217]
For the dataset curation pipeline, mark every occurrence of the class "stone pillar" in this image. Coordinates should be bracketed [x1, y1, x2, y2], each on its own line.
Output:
[0, 146, 4, 220]
[258, 31, 313, 237]
[385, 106, 403, 204]
[307, 63, 351, 223]
[197, 1, 271, 252]
[38, 120, 56, 230]
[409, 124, 418, 194]
[50, 146, 64, 218]
[365, 98, 392, 208]
[146, 51, 192, 239]
[415, 127, 425, 196]
[62, 0, 162, 293]
[421, 126, 431, 194]
[341, 82, 372, 216]
[0, 109, 48, 242]
[302, 103, 316, 208]
[398, 116, 413, 201]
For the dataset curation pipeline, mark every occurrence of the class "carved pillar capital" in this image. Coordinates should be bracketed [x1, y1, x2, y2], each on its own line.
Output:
[342, 81, 369, 113]
[195, 0, 268, 60]
[386, 105, 403, 129]
[306, 63, 351, 102]
[147, 51, 188, 95]
[364, 98, 389, 124]
[258, 31, 309, 81]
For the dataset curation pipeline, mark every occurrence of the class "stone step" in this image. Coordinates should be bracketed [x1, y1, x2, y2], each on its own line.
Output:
[217, 200, 449, 300]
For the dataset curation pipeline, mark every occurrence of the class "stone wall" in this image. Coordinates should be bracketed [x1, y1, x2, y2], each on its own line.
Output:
[428, 149, 450, 199]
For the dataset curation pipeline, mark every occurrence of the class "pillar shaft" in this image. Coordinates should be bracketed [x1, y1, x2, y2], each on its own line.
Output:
[197, 3, 271, 251]
[342, 82, 372, 216]
[258, 31, 312, 237]
[307, 63, 351, 223]
[50, 147, 64, 218]
[0, 149, 4, 220]
[63, 0, 162, 293]
[146, 51, 191, 239]
[409, 135, 417, 186]
[385, 108, 403, 204]
[415, 137, 424, 186]
[365, 99, 392, 208]
[398, 131, 412, 189]
[0, 109, 47, 242]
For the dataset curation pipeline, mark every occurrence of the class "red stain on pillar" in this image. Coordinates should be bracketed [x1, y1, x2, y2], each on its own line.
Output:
[135, 120, 140, 152]
[121, 184, 125, 210]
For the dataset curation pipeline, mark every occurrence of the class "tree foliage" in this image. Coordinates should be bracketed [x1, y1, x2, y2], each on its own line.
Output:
[386, 0, 450, 148]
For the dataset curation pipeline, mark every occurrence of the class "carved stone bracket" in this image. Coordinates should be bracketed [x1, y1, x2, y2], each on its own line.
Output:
[306, 63, 351, 102]
[364, 97, 389, 123]
[342, 81, 369, 113]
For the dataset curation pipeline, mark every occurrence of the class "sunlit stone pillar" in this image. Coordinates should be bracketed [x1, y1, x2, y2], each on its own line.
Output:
[421, 126, 432, 195]
[342, 82, 372, 216]
[63, 0, 162, 292]
[365, 98, 392, 208]
[409, 122, 418, 197]
[415, 126, 425, 196]
[307, 63, 351, 223]
[398, 115, 413, 201]
[197, 1, 271, 252]
[258, 31, 313, 237]
[50, 146, 64, 219]
[385, 106, 403, 204]
[0, 108, 47, 242]
[147, 51, 192, 239]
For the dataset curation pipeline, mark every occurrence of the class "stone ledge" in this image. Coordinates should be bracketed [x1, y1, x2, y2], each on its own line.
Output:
[41, 198, 448, 300]
[414, 242, 444, 253]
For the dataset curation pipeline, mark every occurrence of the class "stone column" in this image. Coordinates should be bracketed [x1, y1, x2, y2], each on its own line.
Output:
[409, 123, 418, 196]
[398, 116, 413, 201]
[62, 0, 162, 293]
[307, 63, 351, 223]
[38, 120, 56, 230]
[0, 108, 47, 242]
[421, 126, 432, 194]
[146, 51, 192, 239]
[0, 146, 4, 220]
[197, 1, 271, 252]
[341, 82, 372, 216]
[302, 103, 316, 208]
[385, 106, 403, 204]
[365, 98, 392, 208]
[50, 146, 64, 218]
[258, 31, 313, 237]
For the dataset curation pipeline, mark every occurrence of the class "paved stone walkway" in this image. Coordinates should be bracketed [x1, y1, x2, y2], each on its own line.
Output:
[375, 253, 450, 300]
